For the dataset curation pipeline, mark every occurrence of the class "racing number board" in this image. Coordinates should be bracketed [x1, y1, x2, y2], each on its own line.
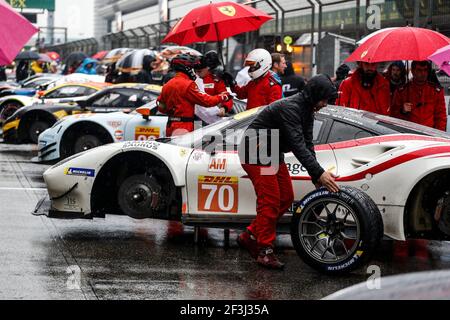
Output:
[198, 176, 239, 213]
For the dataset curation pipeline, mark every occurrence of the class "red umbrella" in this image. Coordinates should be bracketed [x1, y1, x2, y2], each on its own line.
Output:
[0, 0, 39, 65]
[346, 27, 450, 63]
[46, 51, 60, 61]
[162, 1, 272, 45]
[92, 50, 108, 61]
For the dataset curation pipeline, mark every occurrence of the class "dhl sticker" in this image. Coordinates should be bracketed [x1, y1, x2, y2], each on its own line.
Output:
[198, 176, 238, 184]
[135, 126, 160, 140]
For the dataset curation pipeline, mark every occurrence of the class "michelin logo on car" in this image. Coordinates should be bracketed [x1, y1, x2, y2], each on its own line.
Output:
[64, 167, 96, 177]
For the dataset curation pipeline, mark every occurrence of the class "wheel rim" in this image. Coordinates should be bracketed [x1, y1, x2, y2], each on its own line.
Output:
[74, 137, 100, 153]
[29, 122, 49, 143]
[124, 183, 152, 212]
[299, 198, 361, 264]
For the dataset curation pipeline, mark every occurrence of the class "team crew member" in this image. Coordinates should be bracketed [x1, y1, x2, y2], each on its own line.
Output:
[238, 74, 340, 270]
[336, 61, 390, 115]
[390, 60, 447, 131]
[224, 49, 283, 110]
[196, 51, 233, 115]
[157, 53, 230, 136]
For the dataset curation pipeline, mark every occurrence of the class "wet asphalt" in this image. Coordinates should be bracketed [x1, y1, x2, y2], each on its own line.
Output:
[1, 142, 450, 300]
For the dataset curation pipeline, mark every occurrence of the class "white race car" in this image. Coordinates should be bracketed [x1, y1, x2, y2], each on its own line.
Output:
[35, 106, 450, 274]
[37, 99, 248, 162]
[37, 102, 168, 161]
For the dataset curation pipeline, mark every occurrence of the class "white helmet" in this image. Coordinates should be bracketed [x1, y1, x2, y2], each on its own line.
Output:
[244, 48, 272, 80]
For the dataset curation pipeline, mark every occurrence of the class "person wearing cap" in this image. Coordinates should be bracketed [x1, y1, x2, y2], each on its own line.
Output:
[223, 48, 283, 110]
[237, 74, 340, 270]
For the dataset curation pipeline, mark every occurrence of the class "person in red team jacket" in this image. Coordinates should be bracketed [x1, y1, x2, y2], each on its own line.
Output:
[336, 61, 391, 115]
[390, 60, 447, 131]
[157, 53, 230, 137]
[224, 49, 282, 110]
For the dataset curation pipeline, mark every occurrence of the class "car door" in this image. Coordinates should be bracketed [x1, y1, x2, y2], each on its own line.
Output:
[185, 117, 337, 218]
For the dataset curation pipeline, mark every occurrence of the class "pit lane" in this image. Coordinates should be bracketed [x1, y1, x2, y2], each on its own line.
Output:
[1, 142, 450, 300]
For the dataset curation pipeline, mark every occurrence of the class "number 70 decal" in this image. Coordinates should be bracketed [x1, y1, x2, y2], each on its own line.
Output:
[197, 176, 239, 213]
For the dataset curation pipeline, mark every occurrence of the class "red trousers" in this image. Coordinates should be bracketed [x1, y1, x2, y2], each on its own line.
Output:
[242, 163, 294, 249]
[166, 122, 194, 137]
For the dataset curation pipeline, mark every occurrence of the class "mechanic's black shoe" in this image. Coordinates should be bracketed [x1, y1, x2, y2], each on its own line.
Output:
[237, 230, 258, 259]
[257, 247, 285, 270]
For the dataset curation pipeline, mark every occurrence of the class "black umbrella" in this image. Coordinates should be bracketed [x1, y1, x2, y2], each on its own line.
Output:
[116, 49, 157, 74]
[15, 51, 40, 61]
[64, 52, 88, 66]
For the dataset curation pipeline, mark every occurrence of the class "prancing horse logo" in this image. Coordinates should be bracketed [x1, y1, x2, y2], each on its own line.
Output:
[218, 5, 236, 17]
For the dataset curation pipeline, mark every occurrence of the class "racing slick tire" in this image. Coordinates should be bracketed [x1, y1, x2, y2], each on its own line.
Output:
[74, 134, 102, 154]
[118, 174, 162, 219]
[291, 186, 383, 275]
[28, 120, 51, 144]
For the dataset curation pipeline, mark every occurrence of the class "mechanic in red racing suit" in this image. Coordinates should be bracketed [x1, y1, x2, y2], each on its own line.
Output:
[237, 74, 340, 270]
[223, 48, 283, 110]
[199, 51, 233, 114]
[157, 53, 230, 136]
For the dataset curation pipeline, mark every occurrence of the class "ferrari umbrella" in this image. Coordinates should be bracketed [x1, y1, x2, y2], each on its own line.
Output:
[0, 0, 39, 65]
[103, 48, 134, 64]
[428, 44, 450, 76]
[15, 50, 40, 61]
[346, 27, 450, 63]
[116, 49, 157, 74]
[161, 1, 272, 45]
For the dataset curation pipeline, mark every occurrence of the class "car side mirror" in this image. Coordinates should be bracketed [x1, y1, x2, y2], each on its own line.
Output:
[37, 90, 45, 98]
[136, 106, 152, 121]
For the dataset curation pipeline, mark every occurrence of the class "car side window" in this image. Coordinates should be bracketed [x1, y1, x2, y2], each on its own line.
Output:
[108, 89, 144, 109]
[45, 86, 88, 99]
[312, 119, 324, 144]
[91, 91, 121, 108]
[327, 120, 374, 143]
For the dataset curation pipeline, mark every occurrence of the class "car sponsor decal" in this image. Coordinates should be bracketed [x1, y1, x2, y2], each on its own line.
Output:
[64, 167, 95, 177]
[63, 196, 79, 211]
[123, 141, 159, 150]
[73, 113, 94, 119]
[208, 157, 227, 173]
[135, 126, 160, 140]
[108, 121, 122, 128]
[192, 151, 204, 161]
[198, 176, 238, 213]
[114, 130, 124, 141]
[53, 110, 68, 119]
[2, 119, 20, 132]
[180, 148, 189, 157]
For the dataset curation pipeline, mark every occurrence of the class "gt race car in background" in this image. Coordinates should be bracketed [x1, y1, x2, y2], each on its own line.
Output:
[37, 98, 248, 162]
[36, 106, 450, 274]
[0, 74, 106, 121]
[2, 84, 161, 144]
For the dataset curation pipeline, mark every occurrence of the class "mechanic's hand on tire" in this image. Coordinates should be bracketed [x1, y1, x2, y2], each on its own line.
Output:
[318, 171, 340, 193]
